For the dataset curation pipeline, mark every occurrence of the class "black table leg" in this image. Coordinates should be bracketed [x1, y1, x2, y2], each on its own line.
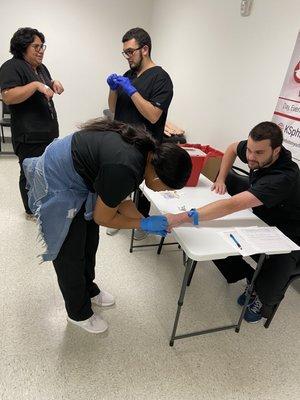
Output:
[169, 257, 194, 346]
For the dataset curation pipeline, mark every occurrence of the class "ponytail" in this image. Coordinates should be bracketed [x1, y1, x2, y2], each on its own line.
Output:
[79, 118, 156, 154]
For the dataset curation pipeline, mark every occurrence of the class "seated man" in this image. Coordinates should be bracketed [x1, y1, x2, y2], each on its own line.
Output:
[167, 121, 300, 323]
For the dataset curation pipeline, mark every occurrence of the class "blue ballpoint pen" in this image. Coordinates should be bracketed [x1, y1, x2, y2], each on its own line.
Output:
[229, 233, 243, 250]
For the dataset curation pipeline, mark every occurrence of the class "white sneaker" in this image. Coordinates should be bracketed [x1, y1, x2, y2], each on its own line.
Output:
[91, 290, 115, 307]
[67, 314, 108, 334]
[134, 228, 148, 241]
[106, 228, 119, 236]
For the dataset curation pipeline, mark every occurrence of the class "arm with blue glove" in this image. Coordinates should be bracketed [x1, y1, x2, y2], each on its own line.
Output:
[166, 209, 199, 229]
[107, 73, 119, 91]
[167, 190, 262, 228]
[140, 215, 169, 237]
[115, 75, 162, 124]
[115, 76, 137, 97]
[107, 73, 119, 113]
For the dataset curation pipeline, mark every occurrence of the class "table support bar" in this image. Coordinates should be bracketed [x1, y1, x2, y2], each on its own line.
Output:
[169, 254, 267, 346]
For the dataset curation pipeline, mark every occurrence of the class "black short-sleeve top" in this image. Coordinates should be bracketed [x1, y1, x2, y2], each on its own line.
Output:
[0, 57, 58, 143]
[71, 130, 146, 208]
[237, 140, 300, 243]
[114, 66, 173, 142]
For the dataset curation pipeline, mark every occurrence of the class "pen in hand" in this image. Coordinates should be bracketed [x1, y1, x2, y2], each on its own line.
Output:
[229, 233, 243, 250]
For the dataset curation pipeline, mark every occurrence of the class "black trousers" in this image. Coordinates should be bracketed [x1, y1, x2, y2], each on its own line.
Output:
[214, 251, 300, 316]
[13, 141, 49, 214]
[53, 205, 100, 321]
[136, 189, 151, 217]
[214, 171, 300, 316]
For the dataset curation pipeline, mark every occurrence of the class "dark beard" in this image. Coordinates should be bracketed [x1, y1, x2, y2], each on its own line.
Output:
[259, 154, 274, 168]
[249, 154, 274, 170]
[130, 59, 142, 72]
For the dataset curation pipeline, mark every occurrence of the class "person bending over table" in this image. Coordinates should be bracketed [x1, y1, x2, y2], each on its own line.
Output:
[22, 118, 192, 334]
[167, 121, 300, 323]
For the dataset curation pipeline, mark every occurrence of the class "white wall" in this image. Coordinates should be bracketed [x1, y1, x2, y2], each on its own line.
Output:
[0, 0, 153, 135]
[150, 0, 300, 151]
[1, 0, 300, 150]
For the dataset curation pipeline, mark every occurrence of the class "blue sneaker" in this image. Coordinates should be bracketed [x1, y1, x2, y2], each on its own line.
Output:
[244, 296, 263, 323]
[237, 280, 255, 306]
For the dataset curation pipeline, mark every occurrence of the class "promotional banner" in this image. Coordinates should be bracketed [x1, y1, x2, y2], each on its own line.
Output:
[273, 31, 300, 161]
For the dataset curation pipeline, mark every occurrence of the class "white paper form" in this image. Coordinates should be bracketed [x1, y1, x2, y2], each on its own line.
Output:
[219, 226, 300, 257]
[219, 229, 258, 256]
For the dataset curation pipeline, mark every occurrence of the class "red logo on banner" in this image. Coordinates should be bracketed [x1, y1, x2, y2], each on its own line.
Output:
[294, 61, 300, 83]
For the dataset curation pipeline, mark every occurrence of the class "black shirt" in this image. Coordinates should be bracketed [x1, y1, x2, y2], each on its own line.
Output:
[0, 57, 59, 143]
[71, 130, 146, 208]
[114, 66, 173, 142]
[237, 140, 300, 244]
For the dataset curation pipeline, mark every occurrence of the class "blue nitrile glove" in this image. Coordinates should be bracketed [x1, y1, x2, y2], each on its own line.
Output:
[187, 208, 199, 225]
[140, 215, 168, 234]
[107, 73, 119, 90]
[116, 76, 137, 97]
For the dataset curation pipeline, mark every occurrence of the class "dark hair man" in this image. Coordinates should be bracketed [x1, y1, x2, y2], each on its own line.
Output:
[167, 122, 300, 323]
[106, 27, 173, 239]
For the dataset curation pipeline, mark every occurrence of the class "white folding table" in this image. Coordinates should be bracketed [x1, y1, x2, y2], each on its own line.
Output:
[139, 176, 292, 346]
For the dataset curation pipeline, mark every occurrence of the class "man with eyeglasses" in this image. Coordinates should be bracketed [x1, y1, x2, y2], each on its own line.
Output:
[0, 27, 64, 221]
[106, 27, 173, 238]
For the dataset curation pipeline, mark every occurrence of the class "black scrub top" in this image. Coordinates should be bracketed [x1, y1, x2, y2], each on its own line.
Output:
[0, 57, 58, 143]
[71, 130, 146, 208]
[237, 140, 300, 244]
[114, 66, 173, 142]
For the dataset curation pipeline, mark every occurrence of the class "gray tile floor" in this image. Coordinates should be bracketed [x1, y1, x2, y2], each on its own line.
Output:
[1, 155, 300, 400]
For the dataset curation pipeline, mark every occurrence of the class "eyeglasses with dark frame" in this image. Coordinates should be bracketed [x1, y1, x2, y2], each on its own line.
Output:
[31, 44, 47, 52]
[122, 46, 143, 59]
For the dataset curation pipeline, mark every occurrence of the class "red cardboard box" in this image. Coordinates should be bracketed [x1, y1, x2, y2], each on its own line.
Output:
[181, 144, 224, 186]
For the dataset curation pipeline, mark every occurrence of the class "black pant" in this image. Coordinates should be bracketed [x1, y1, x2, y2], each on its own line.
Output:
[214, 250, 300, 316]
[136, 189, 151, 217]
[13, 142, 49, 214]
[53, 205, 100, 321]
[214, 171, 300, 316]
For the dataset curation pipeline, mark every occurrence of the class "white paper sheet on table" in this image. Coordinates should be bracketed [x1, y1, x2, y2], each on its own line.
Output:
[219, 226, 300, 257]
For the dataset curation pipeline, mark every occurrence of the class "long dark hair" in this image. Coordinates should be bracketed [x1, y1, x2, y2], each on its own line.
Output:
[10, 27, 45, 59]
[80, 118, 192, 189]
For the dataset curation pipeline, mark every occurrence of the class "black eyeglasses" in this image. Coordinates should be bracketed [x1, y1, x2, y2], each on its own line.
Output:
[31, 44, 47, 52]
[122, 46, 143, 59]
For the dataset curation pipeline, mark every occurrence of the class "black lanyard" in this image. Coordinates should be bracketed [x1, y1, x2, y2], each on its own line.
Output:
[25, 61, 55, 119]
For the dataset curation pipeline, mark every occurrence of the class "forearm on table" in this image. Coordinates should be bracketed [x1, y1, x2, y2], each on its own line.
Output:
[168, 191, 261, 226]
[196, 198, 246, 221]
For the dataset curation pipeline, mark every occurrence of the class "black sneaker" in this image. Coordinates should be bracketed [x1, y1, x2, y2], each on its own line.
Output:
[244, 296, 263, 323]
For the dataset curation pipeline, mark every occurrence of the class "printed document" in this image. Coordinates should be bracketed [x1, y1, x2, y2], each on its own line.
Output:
[219, 226, 300, 256]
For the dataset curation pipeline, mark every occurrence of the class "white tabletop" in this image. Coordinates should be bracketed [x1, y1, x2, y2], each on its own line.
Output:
[142, 175, 268, 262]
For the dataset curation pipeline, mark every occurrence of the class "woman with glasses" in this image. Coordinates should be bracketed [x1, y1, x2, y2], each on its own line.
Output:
[23, 118, 192, 333]
[0, 27, 64, 221]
